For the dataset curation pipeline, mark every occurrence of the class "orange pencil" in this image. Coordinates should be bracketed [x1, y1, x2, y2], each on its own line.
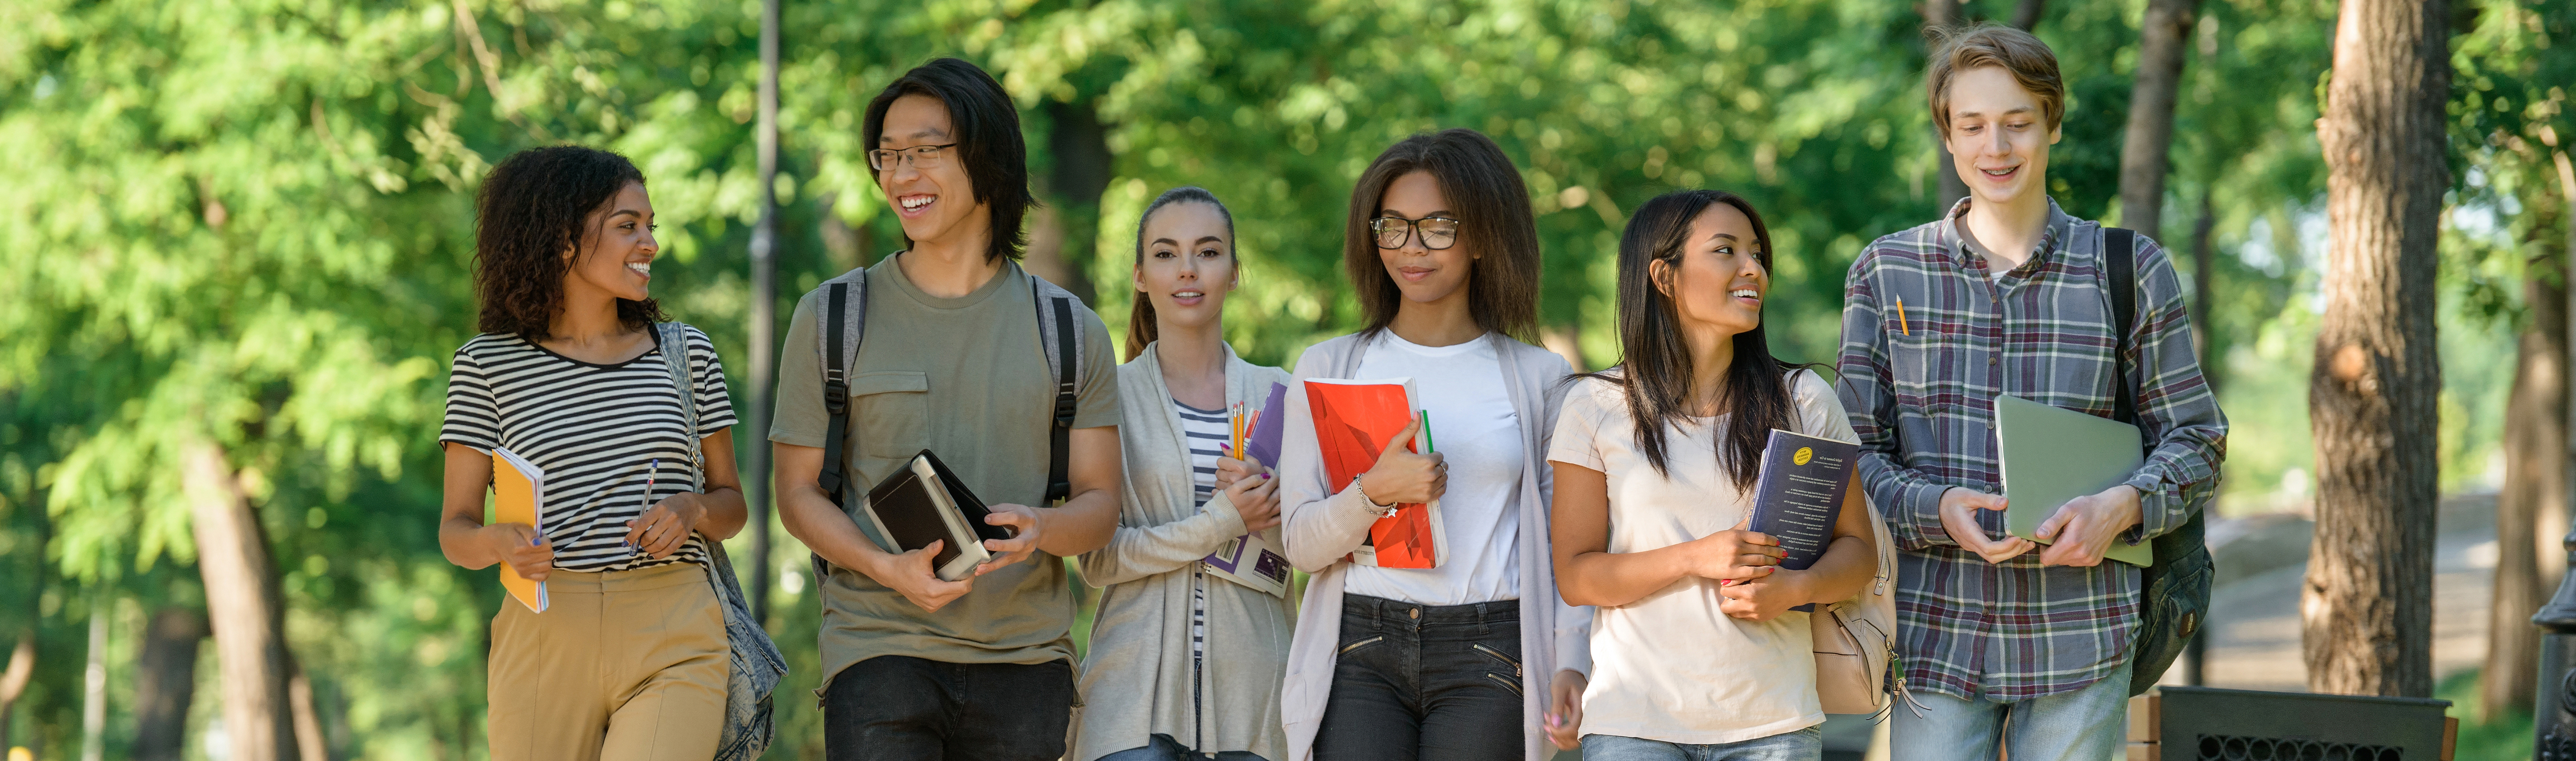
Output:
[1895, 296, 1912, 336]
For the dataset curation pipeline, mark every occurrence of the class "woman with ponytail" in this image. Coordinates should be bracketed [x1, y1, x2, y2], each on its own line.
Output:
[1074, 187, 1294, 761]
[1545, 190, 1881, 760]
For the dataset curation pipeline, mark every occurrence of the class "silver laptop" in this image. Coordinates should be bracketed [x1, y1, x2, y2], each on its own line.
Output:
[1995, 393, 2153, 567]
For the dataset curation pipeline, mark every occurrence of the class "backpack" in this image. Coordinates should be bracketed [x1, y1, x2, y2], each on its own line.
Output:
[652, 322, 789, 761]
[1812, 497, 1917, 718]
[2100, 227, 2217, 695]
[806, 266, 1092, 569]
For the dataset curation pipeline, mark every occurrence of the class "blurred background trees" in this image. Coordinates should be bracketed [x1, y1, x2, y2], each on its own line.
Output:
[0, 0, 2566, 758]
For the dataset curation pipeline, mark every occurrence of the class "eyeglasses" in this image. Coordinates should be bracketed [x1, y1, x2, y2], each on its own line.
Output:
[868, 143, 959, 172]
[1368, 216, 1462, 250]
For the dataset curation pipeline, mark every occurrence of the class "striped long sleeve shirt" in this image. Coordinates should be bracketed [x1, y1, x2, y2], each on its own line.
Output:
[1833, 198, 2228, 701]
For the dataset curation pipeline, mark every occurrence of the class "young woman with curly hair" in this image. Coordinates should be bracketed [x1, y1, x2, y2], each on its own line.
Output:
[435, 145, 748, 761]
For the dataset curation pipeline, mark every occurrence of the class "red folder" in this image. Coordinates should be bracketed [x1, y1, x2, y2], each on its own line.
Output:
[1304, 378, 1445, 569]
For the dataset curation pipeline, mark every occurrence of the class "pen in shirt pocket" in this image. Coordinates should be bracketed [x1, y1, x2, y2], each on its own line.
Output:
[1894, 296, 1912, 336]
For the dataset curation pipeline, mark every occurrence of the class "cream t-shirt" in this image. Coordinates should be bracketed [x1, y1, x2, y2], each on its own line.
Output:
[1546, 369, 1856, 745]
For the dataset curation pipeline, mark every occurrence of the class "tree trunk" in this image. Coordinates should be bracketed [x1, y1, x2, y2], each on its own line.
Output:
[2010, 0, 2047, 30]
[2301, 0, 2449, 699]
[131, 607, 205, 761]
[1926, 0, 1969, 215]
[2184, 190, 2218, 687]
[0, 630, 31, 753]
[0, 513, 46, 753]
[2189, 192, 2220, 380]
[2551, 140, 2576, 594]
[2484, 218, 2564, 721]
[181, 439, 305, 761]
[1039, 98, 1113, 308]
[79, 591, 108, 761]
[289, 664, 329, 761]
[2116, 0, 2202, 240]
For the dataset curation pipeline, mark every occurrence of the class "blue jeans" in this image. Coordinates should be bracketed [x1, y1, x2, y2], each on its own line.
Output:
[1889, 668, 2129, 761]
[1580, 727, 1824, 761]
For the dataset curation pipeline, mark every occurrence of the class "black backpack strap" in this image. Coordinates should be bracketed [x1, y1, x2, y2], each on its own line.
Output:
[2104, 227, 2138, 426]
[1035, 281, 1078, 506]
[814, 272, 869, 505]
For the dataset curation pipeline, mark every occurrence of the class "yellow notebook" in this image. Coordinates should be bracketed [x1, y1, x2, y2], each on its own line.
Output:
[491, 448, 550, 613]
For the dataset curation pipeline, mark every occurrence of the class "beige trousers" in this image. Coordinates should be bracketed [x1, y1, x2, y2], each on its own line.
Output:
[488, 562, 729, 761]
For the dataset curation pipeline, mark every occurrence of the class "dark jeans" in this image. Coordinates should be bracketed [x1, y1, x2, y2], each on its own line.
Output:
[822, 655, 1074, 761]
[1314, 594, 1525, 761]
[1096, 733, 1272, 761]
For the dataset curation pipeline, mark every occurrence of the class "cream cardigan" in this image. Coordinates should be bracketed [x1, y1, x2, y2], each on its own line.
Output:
[1277, 331, 1591, 761]
[1072, 342, 1296, 761]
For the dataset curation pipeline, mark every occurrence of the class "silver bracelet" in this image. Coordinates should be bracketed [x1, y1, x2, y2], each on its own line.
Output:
[1352, 475, 1398, 516]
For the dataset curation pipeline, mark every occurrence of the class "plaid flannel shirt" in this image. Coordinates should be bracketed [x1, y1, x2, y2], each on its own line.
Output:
[1833, 198, 2227, 701]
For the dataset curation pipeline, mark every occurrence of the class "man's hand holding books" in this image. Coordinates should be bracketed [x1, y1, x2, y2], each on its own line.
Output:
[978, 505, 1048, 574]
[870, 539, 976, 612]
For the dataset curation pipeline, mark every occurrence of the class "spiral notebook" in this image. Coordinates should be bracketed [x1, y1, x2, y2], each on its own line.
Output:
[490, 447, 549, 613]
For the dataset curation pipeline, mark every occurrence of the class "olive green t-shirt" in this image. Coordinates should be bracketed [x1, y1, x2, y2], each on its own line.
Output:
[770, 254, 1118, 686]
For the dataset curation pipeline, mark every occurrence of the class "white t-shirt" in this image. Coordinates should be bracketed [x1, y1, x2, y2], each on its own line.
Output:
[1547, 369, 1857, 745]
[1341, 331, 1525, 606]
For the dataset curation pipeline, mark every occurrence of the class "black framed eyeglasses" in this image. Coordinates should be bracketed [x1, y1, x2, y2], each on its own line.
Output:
[1368, 216, 1462, 250]
[868, 143, 960, 172]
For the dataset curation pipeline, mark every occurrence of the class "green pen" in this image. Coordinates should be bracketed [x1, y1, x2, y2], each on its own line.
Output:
[1419, 410, 1433, 453]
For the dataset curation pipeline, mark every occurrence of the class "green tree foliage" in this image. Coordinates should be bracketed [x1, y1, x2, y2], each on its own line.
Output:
[0, 0, 2554, 757]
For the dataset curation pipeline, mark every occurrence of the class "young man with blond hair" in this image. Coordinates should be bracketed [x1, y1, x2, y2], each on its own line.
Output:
[1833, 23, 2228, 760]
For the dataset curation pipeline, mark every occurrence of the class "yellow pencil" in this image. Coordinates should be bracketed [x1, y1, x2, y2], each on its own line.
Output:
[1230, 403, 1246, 456]
[1895, 296, 1912, 336]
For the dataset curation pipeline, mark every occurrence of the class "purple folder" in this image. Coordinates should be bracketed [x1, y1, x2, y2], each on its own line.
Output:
[1240, 382, 1289, 469]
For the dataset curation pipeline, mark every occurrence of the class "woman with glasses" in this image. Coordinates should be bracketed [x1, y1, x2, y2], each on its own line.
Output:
[1275, 128, 1592, 761]
[1071, 186, 1294, 761]
[437, 145, 747, 761]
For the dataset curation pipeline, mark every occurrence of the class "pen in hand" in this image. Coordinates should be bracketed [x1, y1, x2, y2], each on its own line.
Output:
[631, 458, 658, 555]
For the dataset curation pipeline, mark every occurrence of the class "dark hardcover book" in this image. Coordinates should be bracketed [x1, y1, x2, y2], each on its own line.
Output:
[1745, 429, 1860, 612]
[860, 450, 1016, 581]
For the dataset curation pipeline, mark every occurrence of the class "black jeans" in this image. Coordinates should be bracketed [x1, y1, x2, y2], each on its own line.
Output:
[1096, 733, 1272, 761]
[1314, 594, 1525, 761]
[822, 655, 1074, 761]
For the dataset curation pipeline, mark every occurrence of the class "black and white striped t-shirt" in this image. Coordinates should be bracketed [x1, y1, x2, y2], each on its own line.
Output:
[1174, 396, 1230, 730]
[438, 325, 737, 572]
[1175, 399, 1230, 506]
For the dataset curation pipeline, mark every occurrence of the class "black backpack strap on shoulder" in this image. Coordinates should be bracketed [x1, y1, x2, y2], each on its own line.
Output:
[1034, 277, 1079, 506]
[817, 283, 852, 502]
[2105, 227, 2139, 426]
[814, 272, 869, 505]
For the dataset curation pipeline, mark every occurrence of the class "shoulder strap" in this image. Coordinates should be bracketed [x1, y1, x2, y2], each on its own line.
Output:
[2104, 227, 2139, 426]
[814, 270, 869, 504]
[1030, 274, 1081, 506]
[656, 322, 705, 491]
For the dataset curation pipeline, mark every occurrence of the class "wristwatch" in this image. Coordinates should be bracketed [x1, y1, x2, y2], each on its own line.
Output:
[1352, 475, 1399, 516]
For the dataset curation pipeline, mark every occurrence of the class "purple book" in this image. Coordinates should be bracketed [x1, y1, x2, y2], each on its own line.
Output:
[1202, 381, 1294, 597]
